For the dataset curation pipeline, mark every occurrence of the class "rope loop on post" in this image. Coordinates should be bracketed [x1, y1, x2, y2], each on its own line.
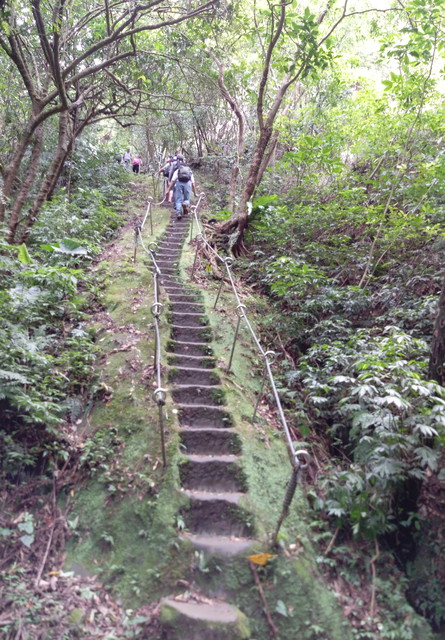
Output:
[294, 449, 310, 470]
[153, 387, 167, 406]
[148, 241, 158, 253]
[236, 303, 247, 318]
[264, 350, 276, 365]
[223, 256, 234, 268]
[151, 302, 163, 318]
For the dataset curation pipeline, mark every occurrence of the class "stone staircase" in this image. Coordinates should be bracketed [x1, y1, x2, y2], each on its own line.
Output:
[152, 212, 252, 639]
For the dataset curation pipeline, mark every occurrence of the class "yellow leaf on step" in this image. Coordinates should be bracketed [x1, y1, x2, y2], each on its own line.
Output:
[248, 553, 276, 566]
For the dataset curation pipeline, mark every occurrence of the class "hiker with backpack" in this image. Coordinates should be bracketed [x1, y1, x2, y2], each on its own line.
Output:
[167, 154, 197, 219]
[122, 148, 132, 170]
[158, 155, 176, 202]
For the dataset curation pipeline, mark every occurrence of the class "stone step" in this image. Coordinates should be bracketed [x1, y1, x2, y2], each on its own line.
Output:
[169, 302, 205, 313]
[152, 265, 178, 274]
[156, 258, 179, 266]
[160, 597, 250, 640]
[164, 286, 188, 294]
[181, 491, 253, 537]
[169, 312, 208, 327]
[178, 405, 233, 428]
[167, 340, 214, 357]
[164, 286, 193, 294]
[181, 532, 253, 557]
[155, 250, 180, 258]
[169, 367, 220, 386]
[172, 385, 225, 406]
[171, 325, 212, 343]
[179, 427, 241, 455]
[168, 293, 202, 303]
[168, 353, 216, 369]
[155, 244, 180, 252]
[180, 455, 247, 493]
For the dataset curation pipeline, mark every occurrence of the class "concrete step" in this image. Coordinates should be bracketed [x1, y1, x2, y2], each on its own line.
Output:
[167, 339, 214, 357]
[169, 366, 220, 386]
[169, 312, 209, 327]
[172, 384, 225, 406]
[179, 427, 241, 455]
[171, 325, 212, 343]
[181, 491, 253, 537]
[168, 353, 216, 369]
[178, 404, 233, 428]
[168, 293, 202, 303]
[169, 302, 205, 313]
[180, 455, 247, 493]
[181, 532, 253, 557]
[160, 597, 250, 640]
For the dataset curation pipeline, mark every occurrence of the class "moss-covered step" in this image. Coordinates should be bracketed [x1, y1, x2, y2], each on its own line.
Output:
[180, 532, 254, 557]
[169, 301, 205, 313]
[179, 427, 242, 455]
[179, 455, 247, 492]
[169, 366, 220, 386]
[172, 385, 226, 406]
[178, 405, 233, 428]
[169, 311, 209, 327]
[171, 325, 212, 343]
[168, 353, 216, 368]
[166, 339, 214, 357]
[160, 597, 250, 640]
[180, 492, 254, 537]
[167, 292, 203, 303]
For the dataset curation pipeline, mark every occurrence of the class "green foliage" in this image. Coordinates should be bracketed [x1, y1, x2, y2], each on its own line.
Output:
[0, 161, 127, 479]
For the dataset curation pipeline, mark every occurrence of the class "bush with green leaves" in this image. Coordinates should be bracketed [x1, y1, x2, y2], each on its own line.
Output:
[287, 327, 445, 537]
[0, 160, 128, 478]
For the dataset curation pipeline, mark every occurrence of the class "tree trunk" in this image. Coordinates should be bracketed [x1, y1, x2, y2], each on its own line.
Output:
[429, 272, 445, 384]
[219, 125, 273, 235]
[15, 111, 70, 244]
[0, 120, 38, 223]
[6, 124, 44, 242]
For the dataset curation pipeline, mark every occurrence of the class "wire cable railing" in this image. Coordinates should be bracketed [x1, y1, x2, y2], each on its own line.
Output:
[135, 225, 167, 466]
[188, 201, 310, 542]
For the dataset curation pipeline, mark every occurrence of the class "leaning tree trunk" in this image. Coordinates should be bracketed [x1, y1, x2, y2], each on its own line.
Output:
[0, 119, 40, 223]
[429, 272, 445, 384]
[218, 125, 273, 245]
[15, 111, 70, 244]
[6, 124, 44, 242]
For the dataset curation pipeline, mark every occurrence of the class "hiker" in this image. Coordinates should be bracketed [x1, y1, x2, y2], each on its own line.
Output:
[158, 155, 176, 202]
[167, 154, 197, 219]
[122, 148, 132, 170]
[114, 151, 122, 164]
[132, 154, 142, 174]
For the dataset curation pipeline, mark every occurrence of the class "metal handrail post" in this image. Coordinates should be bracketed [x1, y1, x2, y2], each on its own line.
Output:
[227, 316, 242, 373]
[133, 225, 140, 262]
[253, 351, 276, 421]
[227, 304, 247, 372]
[190, 206, 195, 243]
[252, 368, 267, 422]
[191, 234, 203, 281]
[213, 279, 225, 309]
[214, 257, 234, 309]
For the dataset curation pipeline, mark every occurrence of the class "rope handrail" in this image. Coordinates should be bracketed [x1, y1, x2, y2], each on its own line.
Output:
[189, 201, 310, 540]
[135, 227, 167, 466]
